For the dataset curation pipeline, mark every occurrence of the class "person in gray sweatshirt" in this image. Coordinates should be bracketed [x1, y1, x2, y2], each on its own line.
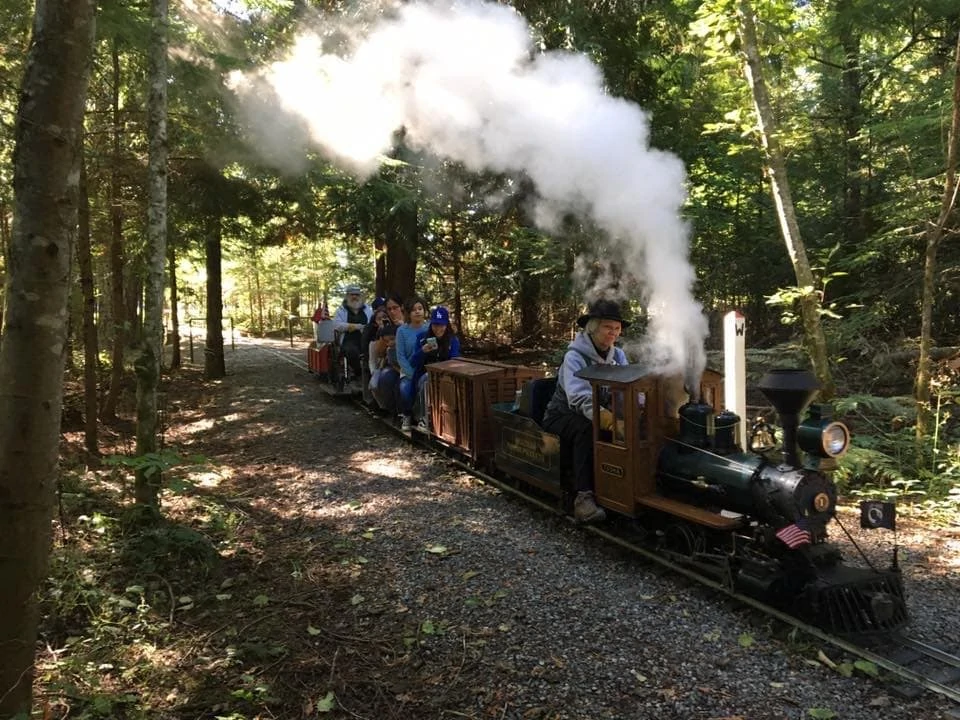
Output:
[542, 299, 630, 523]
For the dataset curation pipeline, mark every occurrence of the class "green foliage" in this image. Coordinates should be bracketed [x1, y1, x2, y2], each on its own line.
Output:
[104, 449, 209, 498]
[118, 522, 221, 575]
[767, 281, 843, 327]
[833, 392, 919, 494]
[38, 460, 255, 718]
[106, 448, 196, 478]
[834, 394, 915, 422]
[832, 386, 960, 507]
[836, 446, 911, 495]
[316, 691, 336, 712]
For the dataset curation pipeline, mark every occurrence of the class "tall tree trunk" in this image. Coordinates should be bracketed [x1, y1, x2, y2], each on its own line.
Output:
[451, 219, 466, 339]
[78, 146, 99, 459]
[0, 200, 8, 332]
[205, 217, 226, 379]
[916, 30, 960, 443]
[168, 245, 181, 369]
[385, 202, 418, 300]
[127, 272, 142, 344]
[0, 199, 9, 259]
[246, 272, 256, 336]
[102, 42, 126, 421]
[256, 269, 264, 336]
[517, 230, 541, 343]
[735, 0, 835, 398]
[0, 2, 95, 714]
[134, 0, 168, 508]
[835, 0, 868, 246]
[374, 233, 387, 297]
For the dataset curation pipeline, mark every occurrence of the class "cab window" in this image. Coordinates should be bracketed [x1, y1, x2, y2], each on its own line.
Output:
[636, 390, 648, 441]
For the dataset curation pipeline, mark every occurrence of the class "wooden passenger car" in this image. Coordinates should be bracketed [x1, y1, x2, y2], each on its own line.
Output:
[425, 358, 545, 466]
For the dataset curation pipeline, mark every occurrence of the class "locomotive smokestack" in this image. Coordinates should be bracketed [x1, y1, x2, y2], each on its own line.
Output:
[685, 367, 703, 403]
[757, 369, 819, 467]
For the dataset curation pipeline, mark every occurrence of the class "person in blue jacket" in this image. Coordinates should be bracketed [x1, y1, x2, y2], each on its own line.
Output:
[541, 299, 630, 523]
[395, 296, 430, 431]
[411, 306, 461, 430]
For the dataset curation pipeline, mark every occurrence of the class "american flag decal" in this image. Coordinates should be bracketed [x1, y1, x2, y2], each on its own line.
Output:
[776, 520, 811, 549]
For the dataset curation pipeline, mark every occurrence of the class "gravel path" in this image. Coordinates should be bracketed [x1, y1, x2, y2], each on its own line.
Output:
[183, 338, 960, 720]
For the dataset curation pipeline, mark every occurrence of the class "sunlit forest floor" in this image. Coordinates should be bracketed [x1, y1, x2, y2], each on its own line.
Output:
[41, 337, 960, 720]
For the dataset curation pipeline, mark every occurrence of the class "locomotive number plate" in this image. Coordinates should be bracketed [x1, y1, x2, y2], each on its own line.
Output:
[814, 492, 831, 512]
[601, 462, 624, 478]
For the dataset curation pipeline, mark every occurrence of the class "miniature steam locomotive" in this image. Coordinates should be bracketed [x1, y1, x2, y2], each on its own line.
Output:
[421, 359, 908, 639]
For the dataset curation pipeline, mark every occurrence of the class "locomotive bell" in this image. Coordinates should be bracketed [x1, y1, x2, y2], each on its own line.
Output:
[757, 369, 819, 467]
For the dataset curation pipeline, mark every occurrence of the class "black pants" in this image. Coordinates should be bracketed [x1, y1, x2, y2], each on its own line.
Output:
[340, 333, 363, 378]
[542, 409, 594, 493]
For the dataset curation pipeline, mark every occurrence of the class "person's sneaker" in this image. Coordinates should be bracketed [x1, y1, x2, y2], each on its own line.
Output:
[400, 415, 412, 432]
[574, 491, 606, 524]
[415, 417, 429, 433]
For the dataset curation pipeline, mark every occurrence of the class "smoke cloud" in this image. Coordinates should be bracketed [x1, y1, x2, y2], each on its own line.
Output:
[227, 0, 708, 378]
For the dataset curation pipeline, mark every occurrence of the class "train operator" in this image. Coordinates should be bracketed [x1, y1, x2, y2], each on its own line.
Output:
[542, 299, 630, 523]
[333, 285, 374, 387]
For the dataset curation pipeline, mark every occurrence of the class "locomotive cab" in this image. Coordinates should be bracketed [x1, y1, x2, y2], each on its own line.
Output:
[575, 365, 743, 530]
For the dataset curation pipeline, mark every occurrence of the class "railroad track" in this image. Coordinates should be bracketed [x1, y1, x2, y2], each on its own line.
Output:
[236, 337, 312, 372]
[878, 635, 960, 702]
[248, 339, 960, 709]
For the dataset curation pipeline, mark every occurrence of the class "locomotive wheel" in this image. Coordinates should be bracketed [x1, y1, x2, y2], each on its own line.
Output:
[662, 522, 704, 558]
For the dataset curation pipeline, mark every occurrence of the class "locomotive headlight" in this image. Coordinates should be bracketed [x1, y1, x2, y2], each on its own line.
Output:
[821, 423, 850, 456]
[798, 405, 850, 459]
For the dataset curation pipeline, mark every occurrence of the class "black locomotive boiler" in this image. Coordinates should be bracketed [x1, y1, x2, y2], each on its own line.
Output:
[424, 360, 908, 639]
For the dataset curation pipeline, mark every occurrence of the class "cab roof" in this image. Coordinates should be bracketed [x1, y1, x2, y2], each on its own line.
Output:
[574, 364, 663, 384]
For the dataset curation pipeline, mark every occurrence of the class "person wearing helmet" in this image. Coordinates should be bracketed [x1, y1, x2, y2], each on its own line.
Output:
[332, 285, 373, 384]
[541, 299, 630, 524]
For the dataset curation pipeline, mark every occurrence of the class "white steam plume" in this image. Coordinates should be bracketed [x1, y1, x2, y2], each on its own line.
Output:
[227, 0, 708, 378]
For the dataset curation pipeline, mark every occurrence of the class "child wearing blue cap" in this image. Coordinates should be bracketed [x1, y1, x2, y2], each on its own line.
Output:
[408, 306, 461, 431]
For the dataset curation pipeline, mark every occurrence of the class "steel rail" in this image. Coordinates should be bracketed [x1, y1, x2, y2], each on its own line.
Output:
[238, 337, 311, 372]
[894, 635, 960, 669]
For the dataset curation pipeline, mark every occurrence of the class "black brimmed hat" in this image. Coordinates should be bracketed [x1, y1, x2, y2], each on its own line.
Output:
[577, 299, 631, 329]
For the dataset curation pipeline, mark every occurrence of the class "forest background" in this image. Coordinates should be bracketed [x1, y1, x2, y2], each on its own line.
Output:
[6, 0, 954, 488]
[0, 0, 959, 716]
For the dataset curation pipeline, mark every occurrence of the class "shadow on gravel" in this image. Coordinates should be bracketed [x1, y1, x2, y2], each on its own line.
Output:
[46, 352, 520, 720]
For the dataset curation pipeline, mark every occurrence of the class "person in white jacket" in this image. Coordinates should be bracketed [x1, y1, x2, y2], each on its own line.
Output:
[542, 299, 630, 523]
[332, 285, 373, 383]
